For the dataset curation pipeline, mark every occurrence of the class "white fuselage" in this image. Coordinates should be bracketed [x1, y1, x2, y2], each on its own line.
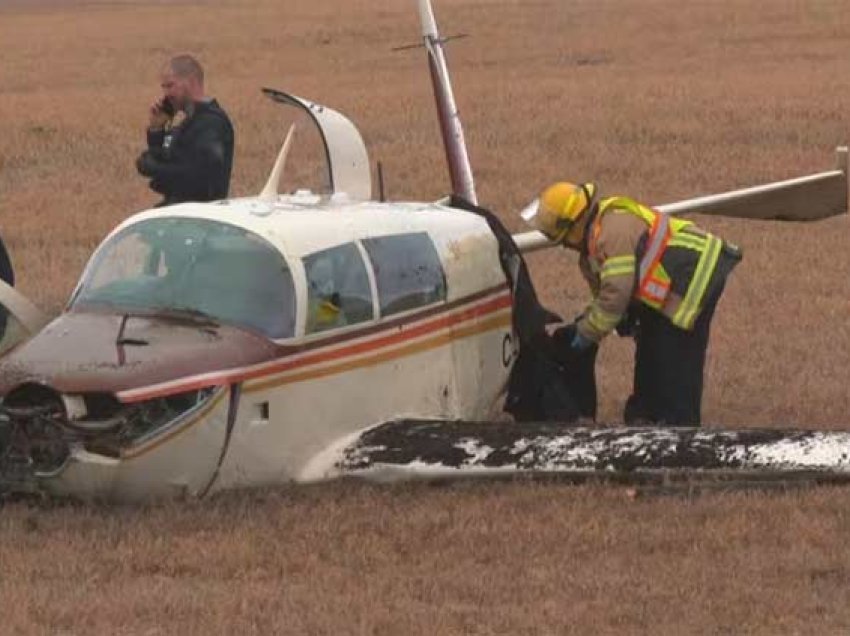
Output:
[40, 195, 515, 500]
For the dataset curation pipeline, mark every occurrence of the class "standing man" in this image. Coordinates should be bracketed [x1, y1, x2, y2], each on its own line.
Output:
[521, 182, 742, 426]
[136, 54, 234, 206]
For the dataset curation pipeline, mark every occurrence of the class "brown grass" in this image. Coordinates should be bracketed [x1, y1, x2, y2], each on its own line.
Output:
[5, 482, 850, 635]
[2, 0, 850, 633]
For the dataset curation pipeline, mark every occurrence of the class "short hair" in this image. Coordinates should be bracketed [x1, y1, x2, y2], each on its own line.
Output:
[167, 54, 204, 84]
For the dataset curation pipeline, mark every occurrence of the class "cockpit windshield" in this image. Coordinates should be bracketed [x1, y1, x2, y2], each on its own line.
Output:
[71, 217, 296, 338]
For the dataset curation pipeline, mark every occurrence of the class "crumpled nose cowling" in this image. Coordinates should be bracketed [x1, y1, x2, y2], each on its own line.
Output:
[0, 310, 279, 398]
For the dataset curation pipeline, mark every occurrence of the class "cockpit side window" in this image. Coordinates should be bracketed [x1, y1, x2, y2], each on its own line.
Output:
[362, 233, 447, 317]
[303, 243, 374, 334]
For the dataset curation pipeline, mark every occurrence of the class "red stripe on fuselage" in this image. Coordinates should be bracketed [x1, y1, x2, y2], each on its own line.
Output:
[117, 288, 513, 403]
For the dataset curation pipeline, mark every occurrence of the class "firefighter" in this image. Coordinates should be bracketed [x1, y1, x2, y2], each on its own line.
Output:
[521, 182, 742, 426]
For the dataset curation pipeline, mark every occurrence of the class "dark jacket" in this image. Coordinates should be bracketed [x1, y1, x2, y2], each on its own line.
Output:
[137, 99, 234, 206]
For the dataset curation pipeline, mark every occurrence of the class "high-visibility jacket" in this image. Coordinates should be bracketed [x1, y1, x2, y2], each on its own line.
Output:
[576, 196, 741, 342]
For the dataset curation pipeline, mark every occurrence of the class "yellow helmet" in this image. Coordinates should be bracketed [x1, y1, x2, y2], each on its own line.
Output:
[521, 181, 597, 244]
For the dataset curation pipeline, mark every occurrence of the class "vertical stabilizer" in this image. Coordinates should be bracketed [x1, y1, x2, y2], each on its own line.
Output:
[418, 0, 478, 204]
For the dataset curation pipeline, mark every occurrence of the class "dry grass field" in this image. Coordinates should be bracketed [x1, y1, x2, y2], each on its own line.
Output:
[2, 0, 850, 633]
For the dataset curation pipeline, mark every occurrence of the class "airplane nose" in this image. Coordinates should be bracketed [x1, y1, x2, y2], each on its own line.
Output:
[0, 381, 221, 497]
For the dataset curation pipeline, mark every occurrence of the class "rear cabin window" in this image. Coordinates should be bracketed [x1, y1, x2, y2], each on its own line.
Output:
[362, 233, 447, 317]
[303, 243, 374, 334]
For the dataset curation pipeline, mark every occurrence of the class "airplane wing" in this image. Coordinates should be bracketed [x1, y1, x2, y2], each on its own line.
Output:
[418, 0, 477, 204]
[513, 146, 849, 254]
[300, 419, 850, 490]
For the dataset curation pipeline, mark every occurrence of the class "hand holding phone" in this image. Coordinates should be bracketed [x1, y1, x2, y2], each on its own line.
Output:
[159, 98, 175, 117]
[149, 97, 175, 129]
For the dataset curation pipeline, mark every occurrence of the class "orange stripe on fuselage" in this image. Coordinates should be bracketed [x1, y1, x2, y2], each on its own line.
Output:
[118, 290, 513, 403]
[245, 311, 512, 393]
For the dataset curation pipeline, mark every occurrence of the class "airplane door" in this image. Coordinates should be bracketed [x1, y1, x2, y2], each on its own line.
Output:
[444, 234, 515, 419]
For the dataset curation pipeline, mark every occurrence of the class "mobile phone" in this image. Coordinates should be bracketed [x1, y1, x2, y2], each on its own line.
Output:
[159, 99, 175, 117]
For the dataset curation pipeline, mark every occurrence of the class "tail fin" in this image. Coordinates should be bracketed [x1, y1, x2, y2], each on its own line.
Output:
[417, 0, 477, 204]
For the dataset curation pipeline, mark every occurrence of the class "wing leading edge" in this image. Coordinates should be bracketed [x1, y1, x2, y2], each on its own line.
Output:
[514, 146, 849, 254]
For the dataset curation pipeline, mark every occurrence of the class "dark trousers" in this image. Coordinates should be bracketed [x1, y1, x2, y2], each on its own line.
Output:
[624, 290, 723, 427]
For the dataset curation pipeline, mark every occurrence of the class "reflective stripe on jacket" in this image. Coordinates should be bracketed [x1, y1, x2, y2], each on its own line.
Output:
[576, 196, 739, 342]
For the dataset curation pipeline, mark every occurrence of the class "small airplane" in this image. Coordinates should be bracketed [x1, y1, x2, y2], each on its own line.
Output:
[0, 0, 848, 501]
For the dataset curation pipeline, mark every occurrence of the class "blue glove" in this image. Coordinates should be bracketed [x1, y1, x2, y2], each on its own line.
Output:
[571, 330, 594, 351]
